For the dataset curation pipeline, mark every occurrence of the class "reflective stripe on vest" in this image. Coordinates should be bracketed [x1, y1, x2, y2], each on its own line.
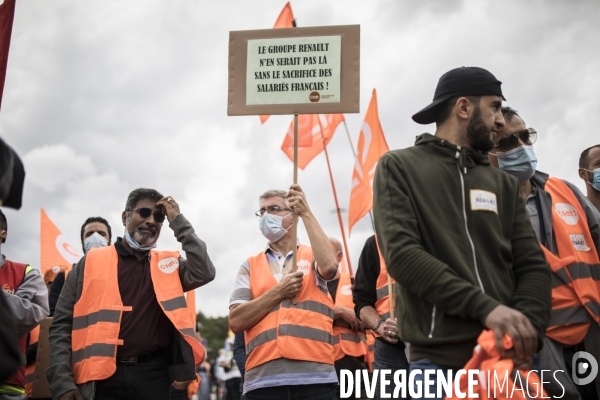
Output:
[244, 245, 334, 370]
[330, 272, 367, 360]
[72, 246, 204, 384]
[543, 177, 600, 346]
[365, 331, 375, 372]
[24, 324, 41, 397]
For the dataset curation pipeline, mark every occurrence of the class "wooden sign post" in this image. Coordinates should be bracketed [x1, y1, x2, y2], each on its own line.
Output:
[228, 24, 360, 287]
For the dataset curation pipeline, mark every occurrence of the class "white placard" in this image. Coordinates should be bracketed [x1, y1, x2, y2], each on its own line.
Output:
[246, 35, 341, 106]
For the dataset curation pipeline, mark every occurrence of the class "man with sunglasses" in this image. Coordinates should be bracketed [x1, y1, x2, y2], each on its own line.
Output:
[579, 144, 600, 213]
[489, 107, 600, 399]
[229, 184, 339, 400]
[48, 188, 216, 400]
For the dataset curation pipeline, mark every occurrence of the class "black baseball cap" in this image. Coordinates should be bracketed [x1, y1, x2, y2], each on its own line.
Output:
[412, 67, 506, 125]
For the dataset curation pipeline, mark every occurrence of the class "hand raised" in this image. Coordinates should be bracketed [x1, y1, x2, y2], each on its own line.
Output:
[287, 184, 311, 218]
[156, 196, 181, 223]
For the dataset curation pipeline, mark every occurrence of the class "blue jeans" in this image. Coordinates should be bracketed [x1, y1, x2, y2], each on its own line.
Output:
[245, 383, 336, 400]
[409, 359, 448, 400]
[373, 339, 410, 399]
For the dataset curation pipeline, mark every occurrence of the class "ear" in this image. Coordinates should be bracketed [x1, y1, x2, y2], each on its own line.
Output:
[454, 97, 473, 121]
[122, 211, 127, 227]
[0, 230, 6, 242]
[578, 168, 588, 181]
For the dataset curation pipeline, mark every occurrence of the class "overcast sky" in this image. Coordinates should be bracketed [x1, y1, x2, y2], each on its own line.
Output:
[1, 0, 599, 317]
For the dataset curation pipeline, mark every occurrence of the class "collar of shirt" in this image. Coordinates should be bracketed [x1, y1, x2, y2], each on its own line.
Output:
[525, 184, 538, 203]
[115, 237, 149, 259]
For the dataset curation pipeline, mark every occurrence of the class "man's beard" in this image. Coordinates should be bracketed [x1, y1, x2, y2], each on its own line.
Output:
[466, 106, 495, 153]
[132, 223, 157, 245]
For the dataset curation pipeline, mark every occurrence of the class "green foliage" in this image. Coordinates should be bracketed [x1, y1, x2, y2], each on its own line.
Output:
[197, 311, 229, 361]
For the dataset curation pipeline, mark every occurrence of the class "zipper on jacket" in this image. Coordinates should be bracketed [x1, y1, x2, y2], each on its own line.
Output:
[456, 146, 485, 293]
[428, 306, 436, 338]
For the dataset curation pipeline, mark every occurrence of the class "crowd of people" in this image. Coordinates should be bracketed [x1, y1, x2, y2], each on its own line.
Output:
[1, 66, 600, 400]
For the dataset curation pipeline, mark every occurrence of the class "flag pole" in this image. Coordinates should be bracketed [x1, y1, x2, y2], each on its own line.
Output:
[343, 120, 375, 232]
[291, 113, 299, 304]
[317, 118, 354, 276]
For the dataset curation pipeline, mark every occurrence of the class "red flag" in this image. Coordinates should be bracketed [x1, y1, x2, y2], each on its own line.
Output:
[260, 2, 296, 124]
[40, 209, 81, 274]
[281, 114, 344, 170]
[0, 0, 17, 109]
[283, 114, 314, 148]
[348, 90, 389, 234]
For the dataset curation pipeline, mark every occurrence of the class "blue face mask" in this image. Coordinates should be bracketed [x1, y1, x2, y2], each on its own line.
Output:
[84, 232, 108, 254]
[582, 168, 600, 192]
[123, 229, 157, 251]
[259, 212, 292, 243]
[496, 145, 538, 182]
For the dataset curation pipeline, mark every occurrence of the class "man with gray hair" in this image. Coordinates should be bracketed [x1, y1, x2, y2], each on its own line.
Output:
[47, 188, 216, 400]
[229, 184, 339, 399]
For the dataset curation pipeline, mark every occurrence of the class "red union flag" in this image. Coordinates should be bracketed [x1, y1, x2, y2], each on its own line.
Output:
[40, 208, 81, 274]
[283, 114, 315, 148]
[348, 90, 389, 234]
[259, 2, 296, 124]
[281, 114, 344, 170]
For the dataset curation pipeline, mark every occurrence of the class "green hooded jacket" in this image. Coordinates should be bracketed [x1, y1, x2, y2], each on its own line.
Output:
[373, 133, 552, 369]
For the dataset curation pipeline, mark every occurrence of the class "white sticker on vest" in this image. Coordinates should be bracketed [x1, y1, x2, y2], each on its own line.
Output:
[570, 234, 591, 251]
[297, 259, 311, 275]
[470, 190, 498, 213]
[340, 284, 353, 296]
[158, 257, 179, 274]
[555, 203, 579, 225]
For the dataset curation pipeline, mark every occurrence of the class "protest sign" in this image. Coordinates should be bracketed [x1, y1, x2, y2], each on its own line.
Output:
[228, 25, 359, 116]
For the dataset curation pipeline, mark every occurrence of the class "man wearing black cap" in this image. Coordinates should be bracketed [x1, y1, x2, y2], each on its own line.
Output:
[374, 67, 552, 399]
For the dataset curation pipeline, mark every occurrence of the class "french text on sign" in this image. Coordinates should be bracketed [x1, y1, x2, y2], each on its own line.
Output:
[246, 35, 341, 106]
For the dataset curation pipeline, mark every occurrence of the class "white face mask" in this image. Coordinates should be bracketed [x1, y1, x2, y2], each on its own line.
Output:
[84, 232, 108, 254]
[258, 212, 293, 242]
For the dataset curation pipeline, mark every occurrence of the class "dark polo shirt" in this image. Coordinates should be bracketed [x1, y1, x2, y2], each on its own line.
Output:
[115, 238, 171, 358]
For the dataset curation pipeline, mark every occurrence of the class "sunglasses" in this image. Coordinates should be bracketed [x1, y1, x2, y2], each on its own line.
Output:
[255, 205, 292, 217]
[496, 128, 537, 152]
[127, 207, 166, 223]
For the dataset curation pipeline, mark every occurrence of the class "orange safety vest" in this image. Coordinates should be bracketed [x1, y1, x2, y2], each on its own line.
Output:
[24, 324, 40, 397]
[375, 239, 397, 329]
[365, 331, 375, 372]
[71, 246, 205, 384]
[329, 272, 367, 361]
[543, 177, 600, 345]
[244, 245, 335, 371]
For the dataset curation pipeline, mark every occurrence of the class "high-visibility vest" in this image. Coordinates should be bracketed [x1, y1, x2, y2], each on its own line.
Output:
[375, 239, 397, 338]
[71, 245, 205, 384]
[0, 260, 28, 388]
[446, 330, 547, 400]
[24, 324, 40, 397]
[365, 331, 375, 372]
[543, 177, 600, 345]
[329, 272, 367, 361]
[244, 245, 335, 371]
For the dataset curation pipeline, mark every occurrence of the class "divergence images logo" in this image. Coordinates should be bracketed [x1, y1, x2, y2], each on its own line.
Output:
[309, 91, 320, 102]
[572, 351, 598, 386]
[159, 257, 179, 274]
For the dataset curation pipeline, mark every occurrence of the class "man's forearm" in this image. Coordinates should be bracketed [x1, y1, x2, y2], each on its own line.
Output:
[302, 213, 337, 279]
[229, 287, 282, 333]
[172, 214, 216, 291]
[359, 306, 383, 331]
[9, 271, 49, 337]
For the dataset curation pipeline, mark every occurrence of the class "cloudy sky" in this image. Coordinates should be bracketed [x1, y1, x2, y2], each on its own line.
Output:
[1, 0, 599, 317]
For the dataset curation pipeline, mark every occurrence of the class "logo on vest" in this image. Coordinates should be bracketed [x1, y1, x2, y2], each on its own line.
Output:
[570, 234, 591, 252]
[340, 284, 352, 296]
[2, 283, 15, 295]
[158, 257, 179, 274]
[470, 190, 498, 213]
[555, 203, 579, 225]
[297, 259, 311, 275]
